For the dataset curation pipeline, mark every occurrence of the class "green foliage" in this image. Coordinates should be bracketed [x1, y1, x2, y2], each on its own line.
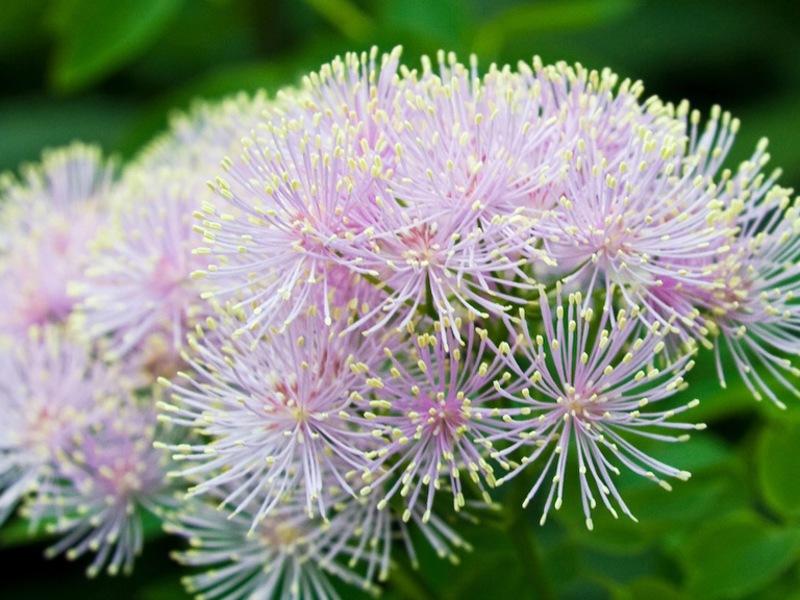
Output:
[680, 512, 800, 599]
[472, 0, 637, 57]
[47, 0, 185, 92]
[758, 422, 800, 519]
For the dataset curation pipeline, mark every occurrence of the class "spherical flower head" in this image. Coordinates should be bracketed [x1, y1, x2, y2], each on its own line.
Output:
[0, 143, 113, 337]
[355, 317, 526, 522]
[72, 165, 212, 369]
[0, 325, 119, 526]
[30, 399, 176, 577]
[159, 308, 387, 525]
[494, 286, 704, 530]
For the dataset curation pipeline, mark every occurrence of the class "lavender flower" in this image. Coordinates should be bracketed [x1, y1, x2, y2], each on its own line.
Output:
[194, 49, 406, 337]
[0, 326, 117, 526]
[30, 400, 176, 577]
[493, 287, 704, 529]
[134, 92, 273, 174]
[168, 477, 466, 600]
[72, 166, 210, 366]
[337, 52, 571, 337]
[73, 95, 274, 370]
[536, 104, 737, 331]
[356, 318, 525, 522]
[0, 143, 113, 337]
[706, 140, 800, 405]
[158, 308, 385, 524]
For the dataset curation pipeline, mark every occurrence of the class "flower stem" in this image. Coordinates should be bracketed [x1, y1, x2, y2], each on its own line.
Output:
[424, 274, 438, 322]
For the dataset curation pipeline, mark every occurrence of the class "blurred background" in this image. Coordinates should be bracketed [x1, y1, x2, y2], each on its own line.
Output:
[1, 0, 799, 188]
[2, 1, 800, 599]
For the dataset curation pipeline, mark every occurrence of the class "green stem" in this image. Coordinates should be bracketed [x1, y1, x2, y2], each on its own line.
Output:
[425, 274, 438, 322]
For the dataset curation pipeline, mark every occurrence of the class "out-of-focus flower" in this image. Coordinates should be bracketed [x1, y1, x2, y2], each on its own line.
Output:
[493, 287, 704, 529]
[168, 477, 466, 600]
[0, 144, 113, 337]
[72, 94, 274, 371]
[0, 326, 117, 526]
[135, 92, 274, 174]
[72, 166, 209, 365]
[30, 399, 175, 577]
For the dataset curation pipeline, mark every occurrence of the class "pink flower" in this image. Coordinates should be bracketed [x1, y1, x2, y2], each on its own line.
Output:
[72, 166, 210, 364]
[159, 309, 385, 524]
[705, 138, 800, 405]
[0, 144, 113, 337]
[31, 399, 175, 577]
[169, 476, 465, 600]
[536, 105, 737, 332]
[356, 318, 524, 522]
[493, 287, 703, 529]
[195, 49, 407, 338]
[0, 326, 120, 526]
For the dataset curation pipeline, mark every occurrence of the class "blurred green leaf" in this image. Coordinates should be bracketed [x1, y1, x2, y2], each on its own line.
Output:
[0, 517, 38, 548]
[729, 94, 800, 189]
[0, 0, 49, 56]
[473, 0, 638, 58]
[304, 0, 374, 42]
[48, 0, 185, 92]
[118, 38, 354, 158]
[380, 0, 469, 49]
[0, 95, 137, 172]
[681, 512, 800, 599]
[611, 576, 686, 600]
[757, 422, 800, 520]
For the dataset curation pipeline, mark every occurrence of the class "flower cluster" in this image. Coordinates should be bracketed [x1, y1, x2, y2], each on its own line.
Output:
[1, 47, 798, 599]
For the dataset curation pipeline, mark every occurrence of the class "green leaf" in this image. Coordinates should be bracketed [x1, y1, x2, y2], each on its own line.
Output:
[48, 0, 185, 92]
[758, 423, 800, 520]
[0, 0, 49, 56]
[730, 94, 800, 189]
[0, 517, 38, 548]
[472, 0, 638, 58]
[380, 0, 469, 49]
[303, 0, 374, 42]
[0, 95, 137, 172]
[611, 577, 687, 600]
[681, 512, 800, 599]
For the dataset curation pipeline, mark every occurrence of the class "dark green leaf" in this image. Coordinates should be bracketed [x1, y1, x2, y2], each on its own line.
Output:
[611, 577, 686, 600]
[0, 0, 49, 56]
[757, 423, 800, 520]
[681, 512, 800, 599]
[472, 0, 638, 58]
[0, 96, 137, 172]
[303, 0, 374, 42]
[48, 0, 185, 92]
